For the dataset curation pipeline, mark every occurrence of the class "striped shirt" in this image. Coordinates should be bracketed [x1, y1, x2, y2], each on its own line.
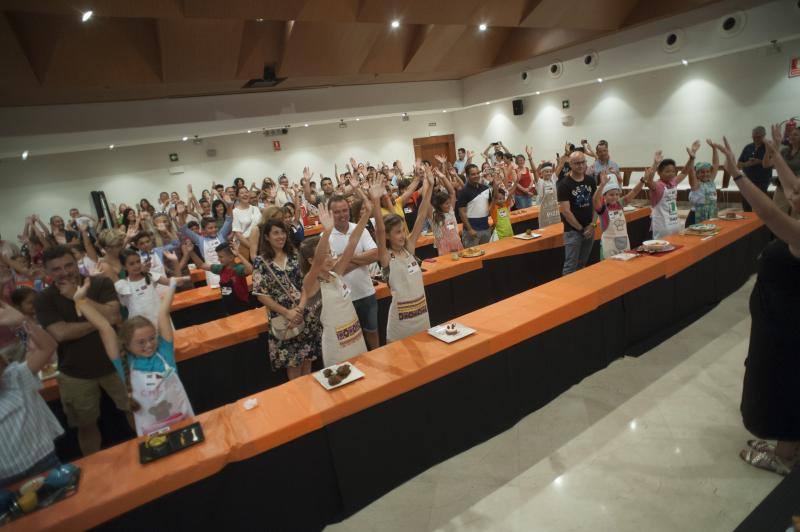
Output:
[0, 362, 64, 480]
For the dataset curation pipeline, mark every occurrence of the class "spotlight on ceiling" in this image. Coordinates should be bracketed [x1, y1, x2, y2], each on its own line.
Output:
[81, 10, 93, 22]
[390, 20, 400, 28]
[21, 150, 29, 160]
[596, 78, 603, 83]
[681, 59, 688, 65]
[535, 91, 541, 95]
[355, 118, 360, 121]
[478, 23, 487, 31]
[485, 101, 490, 105]
[181, 136, 189, 142]
[108, 144, 115, 150]
[442, 110, 447, 113]
[304, 123, 309, 127]
[247, 129, 252, 134]
[255, 18, 264, 22]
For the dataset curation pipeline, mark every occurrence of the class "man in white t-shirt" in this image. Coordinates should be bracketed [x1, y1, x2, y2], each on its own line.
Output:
[327, 196, 380, 350]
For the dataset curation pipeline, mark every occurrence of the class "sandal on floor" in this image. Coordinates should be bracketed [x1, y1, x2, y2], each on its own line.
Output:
[739, 448, 792, 476]
[747, 439, 776, 453]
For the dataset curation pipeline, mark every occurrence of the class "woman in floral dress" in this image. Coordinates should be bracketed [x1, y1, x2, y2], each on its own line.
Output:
[252, 219, 322, 379]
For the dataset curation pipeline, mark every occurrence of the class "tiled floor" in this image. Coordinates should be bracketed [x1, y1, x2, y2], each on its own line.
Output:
[326, 277, 783, 532]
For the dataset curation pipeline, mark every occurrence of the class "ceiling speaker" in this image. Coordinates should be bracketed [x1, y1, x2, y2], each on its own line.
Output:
[662, 29, 685, 53]
[548, 61, 563, 79]
[718, 12, 746, 38]
[520, 71, 531, 85]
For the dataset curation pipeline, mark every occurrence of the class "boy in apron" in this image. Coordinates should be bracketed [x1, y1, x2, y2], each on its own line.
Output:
[179, 215, 232, 288]
[592, 171, 645, 258]
[643, 143, 700, 239]
[72, 277, 194, 437]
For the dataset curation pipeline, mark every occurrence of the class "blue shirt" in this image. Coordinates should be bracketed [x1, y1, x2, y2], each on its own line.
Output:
[112, 337, 176, 382]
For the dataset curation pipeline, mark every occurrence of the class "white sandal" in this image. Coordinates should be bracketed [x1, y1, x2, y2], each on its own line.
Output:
[739, 448, 792, 476]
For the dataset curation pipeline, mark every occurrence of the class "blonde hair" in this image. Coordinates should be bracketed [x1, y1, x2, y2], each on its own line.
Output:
[98, 228, 125, 249]
[116, 315, 157, 412]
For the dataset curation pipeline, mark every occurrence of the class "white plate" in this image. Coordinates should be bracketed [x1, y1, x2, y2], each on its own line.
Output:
[513, 232, 542, 240]
[720, 214, 745, 220]
[689, 223, 717, 232]
[608, 252, 639, 261]
[427, 323, 476, 344]
[312, 363, 365, 390]
[623, 205, 637, 212]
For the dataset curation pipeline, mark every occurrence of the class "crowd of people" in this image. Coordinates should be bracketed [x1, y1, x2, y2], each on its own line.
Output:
[1, 119, 798, 488]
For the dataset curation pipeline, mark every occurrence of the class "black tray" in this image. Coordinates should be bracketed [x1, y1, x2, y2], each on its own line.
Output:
[138, 422, 205, 464]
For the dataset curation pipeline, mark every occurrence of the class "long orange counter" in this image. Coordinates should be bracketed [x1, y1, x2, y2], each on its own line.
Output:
[10, 213, 769, 531]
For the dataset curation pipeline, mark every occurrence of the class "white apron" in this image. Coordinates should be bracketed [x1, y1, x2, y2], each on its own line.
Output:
[203, 237, 221, 288]
[601, 205, 630, 257]
[386, 250, 430, 343]
[320, 272, 367, 366]
[130, 353, 194, 437]
[651, 184, 680, 239]
[538, 178, 561, 228]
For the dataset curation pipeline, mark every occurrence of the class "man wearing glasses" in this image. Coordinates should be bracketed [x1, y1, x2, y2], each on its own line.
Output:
[557, 152, 598, 275]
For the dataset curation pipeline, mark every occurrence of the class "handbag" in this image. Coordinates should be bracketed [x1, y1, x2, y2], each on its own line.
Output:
[262, 260, 306, 340]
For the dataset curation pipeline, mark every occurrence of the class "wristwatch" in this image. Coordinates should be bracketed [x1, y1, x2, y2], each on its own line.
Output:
[733, 172, 746, 181]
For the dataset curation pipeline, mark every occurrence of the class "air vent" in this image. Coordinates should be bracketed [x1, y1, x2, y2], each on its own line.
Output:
[718, 12, 746, 38]
[583, 51, 599, 71]
[548, 61, 563, 79]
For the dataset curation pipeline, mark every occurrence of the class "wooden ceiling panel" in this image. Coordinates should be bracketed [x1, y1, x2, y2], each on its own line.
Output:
[437, 26, 512, 72]
[0, 0, 725, 106]
[496, 26, 604, 63]
[278, 22, 383, 77]
[7, 12, 162, 86]
[403, 25, 467, 72]
[0, 12, 38, 85]
[158, 18, 244, 82]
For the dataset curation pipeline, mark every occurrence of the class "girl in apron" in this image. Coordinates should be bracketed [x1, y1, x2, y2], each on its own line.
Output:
[644, 143, 700, 239]
[491, 178, 516, 240]
[686, 141, 720, 225]
[301, 200, 372, 366]
[429, 169, 463, 255]
[370, 169, 434, 342]
[592, 171, 646, 258]
[534, 163, 561, 229]
[73, 277, 194, 437]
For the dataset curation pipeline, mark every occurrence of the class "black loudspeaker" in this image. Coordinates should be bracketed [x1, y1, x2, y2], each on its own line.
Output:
[90, 191, 113, 230]
[512, 99, 523, 116]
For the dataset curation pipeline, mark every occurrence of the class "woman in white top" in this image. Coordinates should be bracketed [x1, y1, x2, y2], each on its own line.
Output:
[232, 186, 262, 258]
[370, 168, 433, 342]
[301, 199, 371, 366]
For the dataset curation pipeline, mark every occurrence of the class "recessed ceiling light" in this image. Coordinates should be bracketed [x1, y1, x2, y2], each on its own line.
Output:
[108, 144, 114, 150]
[478, 23, 487, 31]
[391, 20, 400, 28]
[596, 77, 603, 83]
[21, 150, 29, 160]
[442, 110, 447, 113]
[355, 118, 360, 121]
[181, 136, 189, 141]
[485, 101, 490, 105]
[255, 18, 264, 22]
[401, 112, 408, 117]
[681, 59, 688, 65]
[304, 123, 309, 127]
[246, 129, 252, 133]
[535, 91, 541, 95]
[81, 10, 93, 22]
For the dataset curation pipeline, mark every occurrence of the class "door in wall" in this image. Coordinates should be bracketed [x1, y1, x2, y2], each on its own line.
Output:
[413, 134, 456, 167]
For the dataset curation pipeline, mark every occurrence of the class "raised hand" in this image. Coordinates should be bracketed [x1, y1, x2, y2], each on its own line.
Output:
[706, 138, 715, 149]
[653, 150, 664, 166]
[687, 139, 701, 157]
[525, 145, 533, 158]
[466, 150, 474, 159]
[318, 204, 334, 232]
[711, 137, 738, 176]
[368, 182, 384, 201]
[434, 154, 447, 165]
[599, 169, 609, 187]
[771, 123, 782, 146]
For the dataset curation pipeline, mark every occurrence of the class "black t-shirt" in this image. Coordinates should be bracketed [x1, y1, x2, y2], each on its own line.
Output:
[557, 175, 597, 232]
[35, 276, 119, 379]
[738, 143, 772, 183]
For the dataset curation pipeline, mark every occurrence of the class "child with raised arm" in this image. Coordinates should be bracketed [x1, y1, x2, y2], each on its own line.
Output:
[686, 139, 720, 225]
[179, 212, 232, 288]
[429, 167, 463, 255]
[592, 170, 646, 257]
[491, 166, 518, 240]
[0, 300, 63, 486]
[371, 170, 433, 342]
[72, 277, 193, 437]
[197, 241, 254, 315]
[300, 200, 371, 366]
[643, 141, 700, 238]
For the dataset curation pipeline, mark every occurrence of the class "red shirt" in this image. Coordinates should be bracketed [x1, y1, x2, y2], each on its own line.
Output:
[517, 168, 532, 190]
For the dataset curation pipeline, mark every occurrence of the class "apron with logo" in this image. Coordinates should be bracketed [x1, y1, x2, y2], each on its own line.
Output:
[130, 353, 194, 436]
[601, 204, 630, 257]
[493, 205, 513, 239]
[651, 184, 680, 239]
[386, 250, 429, 343]
[693, 180, 718, 223]
[538, 178, 561, 228]
[203, 237, 221, 288]
[320, 272, 367, 366]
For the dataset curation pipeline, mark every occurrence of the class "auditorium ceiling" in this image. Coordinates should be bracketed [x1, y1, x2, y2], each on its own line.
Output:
[0, 0, 722, 106]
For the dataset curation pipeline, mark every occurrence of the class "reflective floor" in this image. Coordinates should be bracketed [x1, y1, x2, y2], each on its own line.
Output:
[326, 277, 782, 532]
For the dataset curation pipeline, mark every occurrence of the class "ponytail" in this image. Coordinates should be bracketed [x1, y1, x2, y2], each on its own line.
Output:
[117, 315, 157, 413]
[119, 351, 141, 412]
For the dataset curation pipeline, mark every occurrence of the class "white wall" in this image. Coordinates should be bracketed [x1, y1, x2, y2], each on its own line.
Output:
[1, 41, 797, 239]
[452, 41, 799, 166]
